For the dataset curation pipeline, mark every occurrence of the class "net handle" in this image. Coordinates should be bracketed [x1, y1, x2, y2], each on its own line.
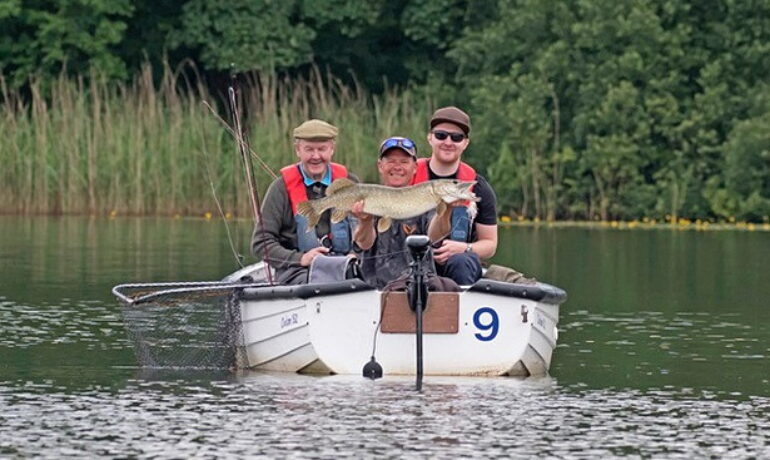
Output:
[112, 281, 270, 305]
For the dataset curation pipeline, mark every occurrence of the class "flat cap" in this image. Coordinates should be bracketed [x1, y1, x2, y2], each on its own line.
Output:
[293, 119, 338, 140]
[430, 106, 471, 135]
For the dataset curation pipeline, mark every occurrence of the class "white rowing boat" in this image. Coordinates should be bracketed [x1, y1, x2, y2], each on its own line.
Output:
[223, 260, 565, 377]
[114, 257, 566, 378]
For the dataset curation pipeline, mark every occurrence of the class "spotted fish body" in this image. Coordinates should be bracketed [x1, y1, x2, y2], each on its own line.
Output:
[296, 178, 478, 232]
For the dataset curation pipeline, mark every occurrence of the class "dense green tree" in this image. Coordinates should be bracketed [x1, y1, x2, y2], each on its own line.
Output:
[2, 0, 769, 221]
[0, 0, 132, 86]
[450, 0, 770, 221]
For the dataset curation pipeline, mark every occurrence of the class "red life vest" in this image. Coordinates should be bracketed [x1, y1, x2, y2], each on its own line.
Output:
[411, 158, 477, 242]
[280, 162, 351, 253]
[281, 162, 348, 213]
[412, 158, 476, 184]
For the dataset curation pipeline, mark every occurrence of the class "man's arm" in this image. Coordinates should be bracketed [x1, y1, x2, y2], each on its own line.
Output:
[427, 204, 452, 242]
[469, 175, 498, 259]
[351, 200, 376, 250]
[469, 222, 497, 259]
[433, 175, 498, 264]
[251, 179, 304, 269]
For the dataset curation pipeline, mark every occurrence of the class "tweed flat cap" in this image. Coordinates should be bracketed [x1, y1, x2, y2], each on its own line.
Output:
[293, 119, 338, 140]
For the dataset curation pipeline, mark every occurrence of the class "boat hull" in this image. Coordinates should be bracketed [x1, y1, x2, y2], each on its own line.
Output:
[237, 278, 565, 377]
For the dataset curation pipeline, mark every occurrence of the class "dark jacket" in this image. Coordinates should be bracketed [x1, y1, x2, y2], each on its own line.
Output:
[250, 172, 358, 284]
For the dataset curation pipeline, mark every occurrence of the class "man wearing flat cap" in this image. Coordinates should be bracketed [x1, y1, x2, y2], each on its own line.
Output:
[418, 106, 499, 285]
[251, 119, 358, 284]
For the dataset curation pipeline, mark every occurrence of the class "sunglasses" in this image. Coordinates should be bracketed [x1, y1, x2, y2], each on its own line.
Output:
[380, 137, 416, 153]
[432, 130, 466, 142]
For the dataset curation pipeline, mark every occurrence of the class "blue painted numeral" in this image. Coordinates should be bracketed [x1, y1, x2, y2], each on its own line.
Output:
[473, 307, 499, 341]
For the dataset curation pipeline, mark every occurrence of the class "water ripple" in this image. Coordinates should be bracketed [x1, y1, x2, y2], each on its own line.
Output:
[1, 376, 768, 458]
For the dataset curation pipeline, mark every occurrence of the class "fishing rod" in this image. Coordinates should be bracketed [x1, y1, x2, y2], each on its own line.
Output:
[227, 72, 274, 285]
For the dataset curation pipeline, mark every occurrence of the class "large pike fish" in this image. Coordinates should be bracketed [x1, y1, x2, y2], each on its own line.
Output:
[297, 178, 478, 232]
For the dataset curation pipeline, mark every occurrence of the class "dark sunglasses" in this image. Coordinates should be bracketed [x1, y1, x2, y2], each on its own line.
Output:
[432, 130, 466, 142]
[380, 137, 416, 154]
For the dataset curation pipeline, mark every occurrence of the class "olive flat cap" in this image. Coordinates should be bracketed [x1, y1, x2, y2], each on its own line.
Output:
[430, 106, 471, 135]
[293, 119, 338, 140]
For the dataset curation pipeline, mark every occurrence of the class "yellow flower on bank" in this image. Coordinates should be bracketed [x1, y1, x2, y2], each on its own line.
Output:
[109, 210, 117, 218]
[204, 212, 212, 220]
[500, 215, 512, 223]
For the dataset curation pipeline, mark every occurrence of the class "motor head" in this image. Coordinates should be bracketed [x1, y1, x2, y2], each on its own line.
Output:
[406, 234, 431, 256]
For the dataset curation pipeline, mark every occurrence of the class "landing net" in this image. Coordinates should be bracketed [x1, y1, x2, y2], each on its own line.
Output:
[115, 282, 257, 370]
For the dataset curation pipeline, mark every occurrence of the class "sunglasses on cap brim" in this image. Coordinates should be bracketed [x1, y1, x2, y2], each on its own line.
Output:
[380, 137, 416, 153]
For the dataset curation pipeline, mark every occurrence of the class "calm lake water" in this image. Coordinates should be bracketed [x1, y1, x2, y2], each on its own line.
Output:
[1, 216, 768, 457]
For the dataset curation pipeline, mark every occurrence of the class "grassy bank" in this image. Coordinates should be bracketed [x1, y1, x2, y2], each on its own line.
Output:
[499, 217, 770, 232]
[0, 64, 429, 216]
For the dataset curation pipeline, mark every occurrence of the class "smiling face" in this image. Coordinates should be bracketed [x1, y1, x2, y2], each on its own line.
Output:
[378, 149, 417, 187]
[427, 122, 470, 166]
[295, 139, 335, 180]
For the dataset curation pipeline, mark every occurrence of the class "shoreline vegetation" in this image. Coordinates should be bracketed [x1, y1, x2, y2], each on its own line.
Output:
[3, 213, 767, 233]
[1, 63, 427, 217]
[3, 1, 770, 224]
[2, 62, 768, 224]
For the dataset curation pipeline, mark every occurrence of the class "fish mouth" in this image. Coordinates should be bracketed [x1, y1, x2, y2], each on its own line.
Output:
[438, 180, 478, 202]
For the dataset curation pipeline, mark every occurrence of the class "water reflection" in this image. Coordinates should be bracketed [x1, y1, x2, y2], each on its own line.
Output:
[1, 217, 769, 457]
[2, 374, 768, 458]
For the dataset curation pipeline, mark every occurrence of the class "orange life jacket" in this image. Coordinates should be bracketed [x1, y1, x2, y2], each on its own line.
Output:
[412, 159, 477, 242]
[280, 163, 352, 253]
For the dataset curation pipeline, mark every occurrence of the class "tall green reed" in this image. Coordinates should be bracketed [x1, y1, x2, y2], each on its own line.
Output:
[0, 64, 431, 216]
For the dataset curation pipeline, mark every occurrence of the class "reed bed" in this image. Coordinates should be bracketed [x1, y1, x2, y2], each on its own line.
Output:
[0, 64, 430, 216]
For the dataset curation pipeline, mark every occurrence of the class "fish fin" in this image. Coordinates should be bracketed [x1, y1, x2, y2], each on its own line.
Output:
[377, 216, 393, 233]
[436, 201, 448, 216]
[327, 178, 355, 195]
[331, 208, 348, 223]
[466, 201, 478, 221]
[297, 200, 320, 230]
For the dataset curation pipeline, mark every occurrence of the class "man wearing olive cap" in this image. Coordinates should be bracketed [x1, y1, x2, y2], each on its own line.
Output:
[251, 119, 358, 284]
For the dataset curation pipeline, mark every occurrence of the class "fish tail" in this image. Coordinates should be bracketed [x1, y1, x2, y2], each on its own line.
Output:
[297, 201, 321, 229]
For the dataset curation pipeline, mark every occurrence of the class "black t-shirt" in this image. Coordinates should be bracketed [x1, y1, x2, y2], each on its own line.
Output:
[360, 214, 431, 289]
[427, 168, 498, 226]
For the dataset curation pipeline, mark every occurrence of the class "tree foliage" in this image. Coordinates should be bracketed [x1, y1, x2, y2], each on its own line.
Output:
[450, 0, 770, 221]
[1, 0, 768, 221]
[0, 0, 132, 86]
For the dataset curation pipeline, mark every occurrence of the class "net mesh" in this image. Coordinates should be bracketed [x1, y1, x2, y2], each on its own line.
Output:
[121, 286, 246, 370]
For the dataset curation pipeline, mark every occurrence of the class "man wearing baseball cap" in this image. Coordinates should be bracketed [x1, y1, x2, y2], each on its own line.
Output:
[251, 119, 359, 284]
[419, 106, 498, 285]
[351, 136, 435, 288]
